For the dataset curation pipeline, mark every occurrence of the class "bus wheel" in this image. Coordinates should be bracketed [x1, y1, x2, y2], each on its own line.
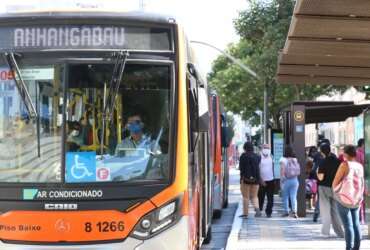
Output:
[203, 225, 212, 244]
[213, 209, 222, 219]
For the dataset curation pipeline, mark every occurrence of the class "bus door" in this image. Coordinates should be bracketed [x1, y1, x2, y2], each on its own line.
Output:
[188, 64, 212, 246]
[198, 87, 212, 244]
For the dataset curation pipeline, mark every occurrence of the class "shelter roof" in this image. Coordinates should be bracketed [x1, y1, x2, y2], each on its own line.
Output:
[305, 104, 370, 124]
[277, 0, 370, 86]
[283, 101, 369, 124]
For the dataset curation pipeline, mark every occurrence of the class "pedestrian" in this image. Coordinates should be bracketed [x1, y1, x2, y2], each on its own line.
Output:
[355, 138, 366, 225]
[338, 145, 346, 163]
[333, 145, 365, 250]
[312, 142, 325, 222]
[356, 139, 365, 166]
[317, 143, 344, 238]
[258, 144, 274, 218]
[305, 147, 318, 210]
[239, 142, 262, 218]
[280, 145, 300, 218]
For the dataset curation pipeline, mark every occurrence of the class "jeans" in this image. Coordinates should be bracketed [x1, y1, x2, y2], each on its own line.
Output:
[282, 177, 299, 214]
[318, 186, 344, 237]
[258, 180, 275, 216]
[336, 202, 361, 250]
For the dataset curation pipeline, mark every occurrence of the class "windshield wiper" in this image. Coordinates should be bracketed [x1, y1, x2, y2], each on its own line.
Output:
[3, 52, 38, 120]
[100, 51, 129, 157]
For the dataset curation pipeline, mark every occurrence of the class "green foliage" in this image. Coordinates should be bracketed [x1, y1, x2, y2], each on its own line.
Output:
[225, 113, 236, 143]
[208, 0, 343, 128]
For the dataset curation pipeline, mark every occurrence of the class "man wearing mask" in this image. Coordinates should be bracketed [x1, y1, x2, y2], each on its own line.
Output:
[115, 113, 152, 156]
[66, 121, 84, 151]
[258, 144, 275, 218]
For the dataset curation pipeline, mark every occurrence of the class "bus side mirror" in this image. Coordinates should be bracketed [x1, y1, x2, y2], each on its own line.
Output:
[198, 87, 209, 132]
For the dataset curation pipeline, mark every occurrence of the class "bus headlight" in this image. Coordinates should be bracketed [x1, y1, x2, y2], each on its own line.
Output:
[158, 201, 176, 221]
[130, 196, 182, 240]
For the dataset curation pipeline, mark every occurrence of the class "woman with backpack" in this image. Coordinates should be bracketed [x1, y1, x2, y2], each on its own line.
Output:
[239, 142, 262, 218]
[280, 145, 300, 218]
[333, 145, 365, 250]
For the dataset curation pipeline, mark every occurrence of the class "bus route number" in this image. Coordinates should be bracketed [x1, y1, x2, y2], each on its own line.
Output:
[84, 221, 124, 233]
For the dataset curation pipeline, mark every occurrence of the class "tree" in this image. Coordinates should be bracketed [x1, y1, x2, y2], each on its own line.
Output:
[208, 0, 343, 128]
[225, 113, 236, 145]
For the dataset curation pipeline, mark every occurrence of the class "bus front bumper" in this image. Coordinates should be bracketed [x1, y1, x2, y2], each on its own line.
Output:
[0, 217, 189, 250]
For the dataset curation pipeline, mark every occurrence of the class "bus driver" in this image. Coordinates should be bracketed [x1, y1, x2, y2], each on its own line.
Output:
[114, 112, 153, 156]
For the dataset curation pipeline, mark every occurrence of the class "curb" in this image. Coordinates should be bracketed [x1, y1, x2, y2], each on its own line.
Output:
[225, 200, 242, 250]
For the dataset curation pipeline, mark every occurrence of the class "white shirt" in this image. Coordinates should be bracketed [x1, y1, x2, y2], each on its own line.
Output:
[260, 154, 274, 181]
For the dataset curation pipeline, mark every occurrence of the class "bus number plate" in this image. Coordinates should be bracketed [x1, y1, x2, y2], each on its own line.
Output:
[84, 221, 124, 233]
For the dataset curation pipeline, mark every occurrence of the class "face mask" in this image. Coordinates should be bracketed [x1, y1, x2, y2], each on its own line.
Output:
[262, 149, 270, 156]
[128, 122, 143, 134]
[71, 130, 80, 137]
[89, 119, 94, 125]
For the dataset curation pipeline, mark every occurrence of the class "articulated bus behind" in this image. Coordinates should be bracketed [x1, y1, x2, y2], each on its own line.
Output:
[0, 11, 226, 250]
[209, 94, 229, 218]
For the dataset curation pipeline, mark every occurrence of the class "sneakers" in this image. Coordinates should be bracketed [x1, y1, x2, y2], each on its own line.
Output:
[281, 213, 289, 217]
[255, 209, 262, 217]
[291, 212, 298, 219]
[266, 214, 272, 218]
[238, 214, 248, 219]
[319, 233, 331, 238]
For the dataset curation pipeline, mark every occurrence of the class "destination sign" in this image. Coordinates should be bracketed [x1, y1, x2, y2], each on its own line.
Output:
[0, 25, 171, 51]
[15, 27, 125, 48]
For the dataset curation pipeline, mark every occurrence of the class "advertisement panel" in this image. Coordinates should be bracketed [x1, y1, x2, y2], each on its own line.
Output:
[272, 132, 284, 179]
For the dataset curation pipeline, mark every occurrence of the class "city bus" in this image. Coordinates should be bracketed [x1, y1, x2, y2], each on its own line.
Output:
[0, 10, 228, 250]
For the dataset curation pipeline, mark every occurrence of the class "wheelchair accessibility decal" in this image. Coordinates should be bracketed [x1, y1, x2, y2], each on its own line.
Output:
[66, 152, 96, 183]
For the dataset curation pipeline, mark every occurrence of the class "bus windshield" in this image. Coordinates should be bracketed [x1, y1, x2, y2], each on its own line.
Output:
[0, 55, 172, 184]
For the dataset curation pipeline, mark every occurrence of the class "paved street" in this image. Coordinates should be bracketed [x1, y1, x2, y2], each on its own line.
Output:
[225, 168, 370, 250]
[201, 167, 240, 250]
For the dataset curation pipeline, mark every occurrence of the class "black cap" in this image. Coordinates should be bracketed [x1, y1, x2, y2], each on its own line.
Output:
[318, 138, 330, 147]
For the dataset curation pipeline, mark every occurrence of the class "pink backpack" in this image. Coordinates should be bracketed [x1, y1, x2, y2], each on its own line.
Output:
[306, 179, 318, 194]
[334, 161, 364, 208]
[285, 158, 301, 178]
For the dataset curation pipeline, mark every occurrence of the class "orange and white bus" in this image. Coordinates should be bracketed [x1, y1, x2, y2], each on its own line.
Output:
[0, 10, 229, 250]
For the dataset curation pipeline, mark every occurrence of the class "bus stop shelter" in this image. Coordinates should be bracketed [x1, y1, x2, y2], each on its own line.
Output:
[276, 0, 370, 218]
[283, 102, 370, 217]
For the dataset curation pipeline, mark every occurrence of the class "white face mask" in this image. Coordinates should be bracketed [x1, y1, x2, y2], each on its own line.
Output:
[262, 149, 270, 156]
[71, 130, 80, 137]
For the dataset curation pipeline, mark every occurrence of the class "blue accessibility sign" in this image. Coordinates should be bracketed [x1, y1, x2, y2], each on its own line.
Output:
[66, 152, 96, 183]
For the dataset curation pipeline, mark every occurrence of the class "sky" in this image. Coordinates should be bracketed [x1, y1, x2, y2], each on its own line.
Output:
[145, 0, 249, 76]
[1, 0, 249, 76]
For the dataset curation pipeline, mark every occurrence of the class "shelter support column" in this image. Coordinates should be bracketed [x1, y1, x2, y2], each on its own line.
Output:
[291, 105, 306, 217]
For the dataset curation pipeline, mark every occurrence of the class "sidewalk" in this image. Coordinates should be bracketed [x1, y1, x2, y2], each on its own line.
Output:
[226, 193, 370, 250]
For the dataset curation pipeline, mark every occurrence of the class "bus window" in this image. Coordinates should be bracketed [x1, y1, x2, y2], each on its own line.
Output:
[65, 64, 171, 183]
[0, 62, 64, 183]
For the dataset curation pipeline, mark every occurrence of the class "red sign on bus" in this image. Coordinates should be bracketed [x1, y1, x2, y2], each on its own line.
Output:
[0, 70, 14, 81]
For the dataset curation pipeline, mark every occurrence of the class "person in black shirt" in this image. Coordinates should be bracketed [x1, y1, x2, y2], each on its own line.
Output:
[317, 143, 344, 237]
[239, 142, 261, 218]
